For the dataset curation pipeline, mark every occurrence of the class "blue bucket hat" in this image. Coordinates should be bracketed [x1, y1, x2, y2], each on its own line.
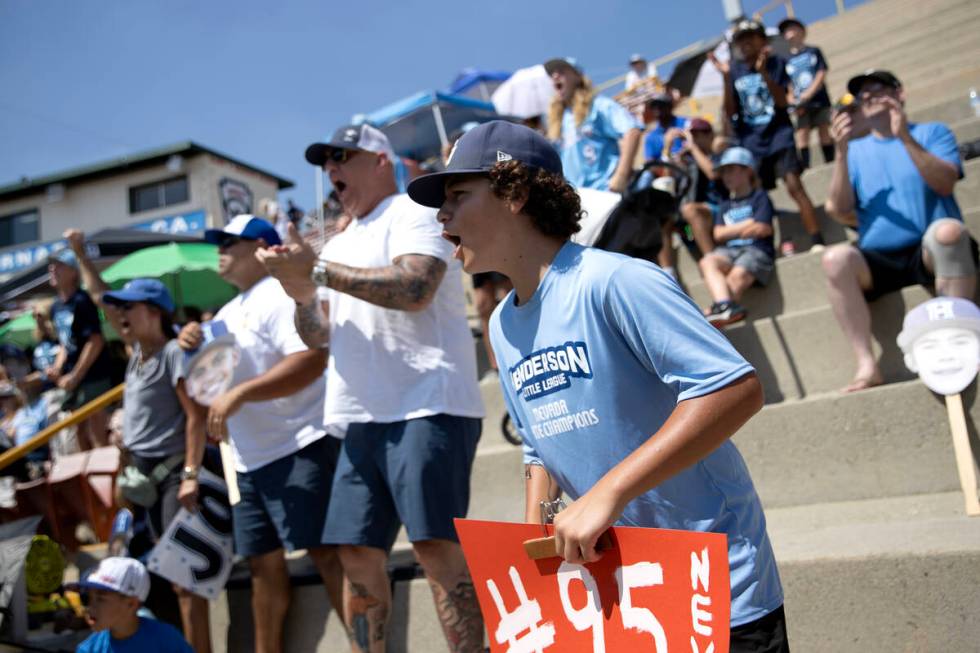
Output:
[716, 146, 757, 171]
[407, 120, 563, 208]
[103, 278, 175, 314]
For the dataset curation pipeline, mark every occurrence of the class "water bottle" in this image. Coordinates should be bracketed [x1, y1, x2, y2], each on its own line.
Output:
[970, 88, 980, 117]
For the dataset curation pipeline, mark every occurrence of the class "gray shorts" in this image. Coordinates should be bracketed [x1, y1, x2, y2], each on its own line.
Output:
[712, 245, 775, 286]
[794, 106, 832, 130]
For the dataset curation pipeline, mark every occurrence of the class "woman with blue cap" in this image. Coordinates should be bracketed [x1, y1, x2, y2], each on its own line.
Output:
[65, 230, 211, 653]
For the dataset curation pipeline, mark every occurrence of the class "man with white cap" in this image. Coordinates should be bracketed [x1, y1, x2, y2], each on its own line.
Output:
[258, 122, 485, 653]
[178, 214, 344, 653]
[72, 557, 193, 652]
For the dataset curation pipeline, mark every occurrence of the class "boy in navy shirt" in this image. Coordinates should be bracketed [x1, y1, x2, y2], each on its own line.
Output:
[710, 19, 823, 254]
[779, 17, 834, 169]
[700, 147, 775, 326]
[408, 121, 788, 653]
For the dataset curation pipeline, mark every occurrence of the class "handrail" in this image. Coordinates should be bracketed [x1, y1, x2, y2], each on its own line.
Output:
[0, 383, 124, 472]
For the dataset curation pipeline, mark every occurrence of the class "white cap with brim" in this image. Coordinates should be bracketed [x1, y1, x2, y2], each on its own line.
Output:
[68, 557, 151, 602]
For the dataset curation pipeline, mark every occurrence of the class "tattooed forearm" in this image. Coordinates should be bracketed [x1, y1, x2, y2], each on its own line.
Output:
[321, 254, 447, 311]
[346, 581, 388, 653]
[430, 579, 485, 653]
[294, 298, 330, 350]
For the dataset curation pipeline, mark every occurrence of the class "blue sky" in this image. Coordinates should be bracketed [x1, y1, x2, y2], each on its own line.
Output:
[0, 0, 860, 212]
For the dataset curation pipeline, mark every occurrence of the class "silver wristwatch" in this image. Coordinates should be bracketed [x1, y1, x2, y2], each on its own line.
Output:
[180, 466, 199, 481]
[311, 260, 330, 288]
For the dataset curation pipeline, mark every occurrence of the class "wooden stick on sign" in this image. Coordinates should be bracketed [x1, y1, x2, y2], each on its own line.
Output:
[944, 393, 980, 516]
[218, 440, 241, 506]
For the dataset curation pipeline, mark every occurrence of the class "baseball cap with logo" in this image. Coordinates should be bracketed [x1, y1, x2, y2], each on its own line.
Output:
[732, 18, 767, 40]
[716, 146, 757, 171]
[846, 69, 902, 96]
[897, 297, 980, 353]
[204, 214, 281, 247]
[407, 120, 563, 208]
[69, 557, 151, 602]
[102, 278, 176, 314]
[305, 123, 398, 167]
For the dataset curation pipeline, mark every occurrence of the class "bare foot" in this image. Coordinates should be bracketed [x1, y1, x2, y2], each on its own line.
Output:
[842, 371, 883, 393]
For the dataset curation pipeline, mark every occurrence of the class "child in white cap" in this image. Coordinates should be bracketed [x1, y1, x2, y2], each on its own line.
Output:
[71, 557, 192, 652]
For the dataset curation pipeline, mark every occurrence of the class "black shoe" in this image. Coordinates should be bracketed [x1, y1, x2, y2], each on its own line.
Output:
[706, 301, 747, 327]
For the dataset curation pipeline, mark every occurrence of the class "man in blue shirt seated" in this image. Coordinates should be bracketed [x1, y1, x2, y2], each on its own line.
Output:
[823, 69, 976, 392]
[407, 120, 789, 653]
[72, 557, 193, 653]
[642, 92, 689, 162]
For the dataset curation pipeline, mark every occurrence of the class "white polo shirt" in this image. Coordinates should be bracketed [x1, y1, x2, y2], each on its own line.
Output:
[215, 276, 329, 472]
[318, 193, 484, 426]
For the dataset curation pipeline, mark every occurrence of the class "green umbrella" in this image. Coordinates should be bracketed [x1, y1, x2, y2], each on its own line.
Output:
[0, 312, 37, 348]
[101, 242, 237, 312]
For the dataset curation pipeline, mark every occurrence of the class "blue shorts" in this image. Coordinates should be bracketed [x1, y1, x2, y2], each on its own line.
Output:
[323, 414, 481, 550]
[232, 435, 341, 558]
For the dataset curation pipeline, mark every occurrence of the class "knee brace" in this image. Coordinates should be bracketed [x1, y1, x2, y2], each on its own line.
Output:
[923, 219, 976, 278]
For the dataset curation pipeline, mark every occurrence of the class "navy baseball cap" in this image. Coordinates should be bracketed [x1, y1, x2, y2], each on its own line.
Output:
[407, 120, 563, 208]
[204, 214, 281, 247]
[103, 278, 176, 314]
[846, 69, 901, 96]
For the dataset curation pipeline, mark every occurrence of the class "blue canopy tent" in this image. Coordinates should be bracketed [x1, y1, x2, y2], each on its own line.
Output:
[447, 68, 512, 102]
[364, 91, 502, 163]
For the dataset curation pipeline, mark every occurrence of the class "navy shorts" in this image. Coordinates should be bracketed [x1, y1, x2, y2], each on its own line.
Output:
[232, 435, 341, 558]
[758, 147, 802, 190]
[323, 414, 482, 550]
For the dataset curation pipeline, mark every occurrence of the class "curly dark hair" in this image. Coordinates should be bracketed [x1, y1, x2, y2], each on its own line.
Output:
[487, 160, 582, 239]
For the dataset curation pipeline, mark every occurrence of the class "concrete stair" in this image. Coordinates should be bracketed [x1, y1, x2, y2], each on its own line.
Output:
[215, 1, 980, 650]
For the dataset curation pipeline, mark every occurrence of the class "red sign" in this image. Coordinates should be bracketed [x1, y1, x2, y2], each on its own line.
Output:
[455, 519, 730, 653]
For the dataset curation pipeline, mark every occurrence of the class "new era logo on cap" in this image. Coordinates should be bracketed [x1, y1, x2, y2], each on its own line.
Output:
[406, 120, 563, 209]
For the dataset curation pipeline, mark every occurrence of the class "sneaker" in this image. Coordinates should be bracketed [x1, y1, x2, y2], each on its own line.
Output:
[705, 301, 747, 327]
[780, 240, 797, 257]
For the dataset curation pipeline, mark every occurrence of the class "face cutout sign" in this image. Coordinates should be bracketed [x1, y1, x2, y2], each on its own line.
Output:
[898, 297, 980, 396]
[185, 321, 241, 406]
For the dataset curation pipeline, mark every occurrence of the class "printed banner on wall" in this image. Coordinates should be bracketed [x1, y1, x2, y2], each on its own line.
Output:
[455, 519, 730, 653]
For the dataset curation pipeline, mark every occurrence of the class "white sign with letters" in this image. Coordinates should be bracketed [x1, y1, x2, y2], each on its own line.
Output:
[146, 469, 234, 599]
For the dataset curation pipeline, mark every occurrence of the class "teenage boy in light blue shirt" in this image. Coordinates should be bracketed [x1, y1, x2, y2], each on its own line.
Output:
[407, 120, 789, 652]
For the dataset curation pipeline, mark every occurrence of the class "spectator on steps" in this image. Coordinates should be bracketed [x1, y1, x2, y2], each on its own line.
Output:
[407, 120, 788, 653]
[779, 17, 835, 169]
[643, 92, 689, 162]
[258, 121, 485, 653]
[0, 381, 48, 481]
[545, 57, 643, 193]
[65, 230, 212, 653]
[177, 215, 345, 653]
[46, 248, 113, 450]
[823, 69, 976, 392]
[72, 557, 193, 653]
[700, 147, 776, 327]
[710, 18, 824, 255]
[672, 118, 728, 262]
[625, 53, 657, 90]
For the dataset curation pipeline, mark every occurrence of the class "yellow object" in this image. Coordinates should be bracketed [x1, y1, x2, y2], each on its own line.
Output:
[25, 535, 65, 596]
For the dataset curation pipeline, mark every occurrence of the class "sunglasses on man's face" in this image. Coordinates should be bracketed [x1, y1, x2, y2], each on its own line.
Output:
[217, 235, 255, 250]
[324, 148, 359, 164]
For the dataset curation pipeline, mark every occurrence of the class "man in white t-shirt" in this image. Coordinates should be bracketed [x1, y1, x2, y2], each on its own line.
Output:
[257, 123, 485, 653]
[179, 214, 344, 653]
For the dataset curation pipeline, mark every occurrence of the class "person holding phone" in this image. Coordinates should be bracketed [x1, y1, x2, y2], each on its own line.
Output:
[822, 70, 975, 392]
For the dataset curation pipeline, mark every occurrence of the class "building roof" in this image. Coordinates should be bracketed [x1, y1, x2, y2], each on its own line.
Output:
[0, 141, 294, 202]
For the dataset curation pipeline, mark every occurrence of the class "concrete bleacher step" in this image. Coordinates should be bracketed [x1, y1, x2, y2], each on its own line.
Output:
[770, 491, 980, 652]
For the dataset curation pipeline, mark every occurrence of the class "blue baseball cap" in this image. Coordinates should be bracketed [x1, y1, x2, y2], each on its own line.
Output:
[47, 248, 78, 269]
[407, 120, 563, 208]
[716, 146, 757, 171]
[543, 57, 583, 76]
[103, 278, 175, 314]
[204, 214, 281, 247]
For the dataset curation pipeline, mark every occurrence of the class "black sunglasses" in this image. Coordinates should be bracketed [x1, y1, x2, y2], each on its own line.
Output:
[324, 148, 358, 164]
[217, 235, 255, 250]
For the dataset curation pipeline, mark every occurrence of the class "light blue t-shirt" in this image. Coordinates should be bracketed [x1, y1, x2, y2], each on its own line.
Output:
[558, 95, 641, 190]
[77, 617, 193, 653]
[848, 122, 963, 252]
[489, 242, 783, 627]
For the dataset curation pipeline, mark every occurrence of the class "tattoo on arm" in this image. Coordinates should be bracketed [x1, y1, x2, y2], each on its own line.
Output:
[323, 254, 447, 311]
[431, 578, 485, 653]
[294, 299, 330, 350]
[346, 581, 388, 652]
